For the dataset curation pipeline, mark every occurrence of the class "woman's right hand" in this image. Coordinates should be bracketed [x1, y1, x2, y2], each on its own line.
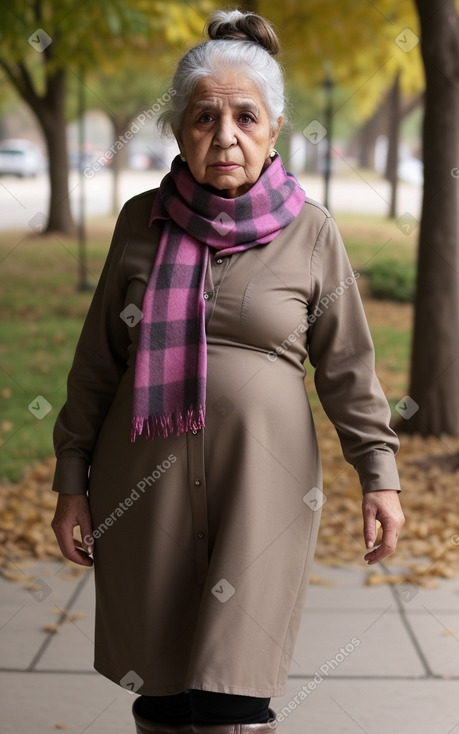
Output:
[51, 493, 94, 567]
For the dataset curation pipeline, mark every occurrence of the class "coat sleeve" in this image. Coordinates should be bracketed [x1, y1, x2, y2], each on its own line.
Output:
[51, 205, 131, 494]
[307, 213, 401, 494]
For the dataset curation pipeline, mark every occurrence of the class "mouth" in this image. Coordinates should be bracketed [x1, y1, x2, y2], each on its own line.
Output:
[210, 162, 240, 171]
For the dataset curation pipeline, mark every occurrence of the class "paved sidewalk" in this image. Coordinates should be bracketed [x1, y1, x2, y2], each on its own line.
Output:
[1, 560, 458, 733]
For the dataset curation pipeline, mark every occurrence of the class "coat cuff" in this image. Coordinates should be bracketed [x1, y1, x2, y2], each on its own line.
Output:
[52, 456, 90, 494]
[355, 451, 401, 494]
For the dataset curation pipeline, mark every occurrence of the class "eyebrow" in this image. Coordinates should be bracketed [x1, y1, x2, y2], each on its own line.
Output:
[192, 99, 259, 114]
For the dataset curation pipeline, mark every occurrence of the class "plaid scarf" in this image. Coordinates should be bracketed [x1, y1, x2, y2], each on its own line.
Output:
[131, 154, 305, 441]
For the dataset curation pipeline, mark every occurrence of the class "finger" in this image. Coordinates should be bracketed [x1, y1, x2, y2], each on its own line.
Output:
[364, 522, 399, 564]
[364, 543, 391, 565]
[364, 544, 384, 564]
[363, 505, 377, 550]
[53, 525, 93, 567]
[78, 514, 94, 557]
[72, 539, 94, 567]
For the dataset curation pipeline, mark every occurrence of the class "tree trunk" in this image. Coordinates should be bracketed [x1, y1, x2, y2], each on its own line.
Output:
[385, 71, 401, 219]
[1, 60, 75, 234]
[349, 89, 423, 171]
[352, 100, 388, 169]
[42, 70, 74, 234]
[26, 68, 74, 234]
[41, 117, 74, 234]
[405, 0, 459, 435]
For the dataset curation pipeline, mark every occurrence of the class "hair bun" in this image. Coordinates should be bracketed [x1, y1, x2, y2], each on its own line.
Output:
[206, 9, 280, 56]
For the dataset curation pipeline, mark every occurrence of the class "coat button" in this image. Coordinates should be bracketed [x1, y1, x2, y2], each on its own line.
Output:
[197, 532, 205, 539]
[203, 292, 211, 300]
[192, 429, 198, 435]
[216, 258, 223, 264]
[194, 480, 201, 486]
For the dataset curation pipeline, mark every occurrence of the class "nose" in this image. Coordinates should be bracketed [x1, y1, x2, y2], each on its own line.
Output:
[213, 116, 236, 149]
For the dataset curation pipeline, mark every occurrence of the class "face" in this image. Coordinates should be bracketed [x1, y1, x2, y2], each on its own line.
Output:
[175, 71, 282, 198]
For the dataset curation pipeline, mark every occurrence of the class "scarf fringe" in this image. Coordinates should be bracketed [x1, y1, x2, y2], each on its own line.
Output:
[131, 406, 205, 442]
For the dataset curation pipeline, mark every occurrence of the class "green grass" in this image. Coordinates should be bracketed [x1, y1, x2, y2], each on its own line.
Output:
[335, 212, 418, 270]
[0, 214, 413, 483]
[0, 222, 113, 482]
[372, 325, 412, 373]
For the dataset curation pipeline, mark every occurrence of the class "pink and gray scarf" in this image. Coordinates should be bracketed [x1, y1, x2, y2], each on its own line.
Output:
[131, 154, 305, 441]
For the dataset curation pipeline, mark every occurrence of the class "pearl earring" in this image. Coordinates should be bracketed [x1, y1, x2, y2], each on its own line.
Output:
[270, 150, 277, 158]
[180, 153, 186, 162]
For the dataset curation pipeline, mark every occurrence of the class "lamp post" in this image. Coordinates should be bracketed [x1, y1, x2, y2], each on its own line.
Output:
[323, 63, 334, 212]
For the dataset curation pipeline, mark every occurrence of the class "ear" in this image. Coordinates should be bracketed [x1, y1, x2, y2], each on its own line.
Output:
[269, 116, 283, 150]
[172, 125, 185, 158]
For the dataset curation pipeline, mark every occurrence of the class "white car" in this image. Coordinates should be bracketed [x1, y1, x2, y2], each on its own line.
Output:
[0, 139, 47, 177]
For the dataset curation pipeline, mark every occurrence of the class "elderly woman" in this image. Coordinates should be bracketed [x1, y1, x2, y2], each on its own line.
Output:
[51, 8, 404, 734]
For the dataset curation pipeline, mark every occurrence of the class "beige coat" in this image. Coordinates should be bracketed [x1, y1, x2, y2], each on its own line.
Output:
[52, 189, 400, 698]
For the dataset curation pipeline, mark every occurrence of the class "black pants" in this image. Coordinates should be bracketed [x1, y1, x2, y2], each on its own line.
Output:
[137, 690, 271, 726]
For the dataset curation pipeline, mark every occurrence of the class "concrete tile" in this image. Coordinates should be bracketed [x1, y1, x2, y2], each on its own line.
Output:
[272, 678, 459, 734]
[0, 603, 55, 670]
[0, 563, 92, 670]
[306, 563, 396, 610]
[1, 560, 90, 603]
[391, 575, 459, 612]
[35, 611, 95, 671]
[36, 569, 95, 671]
[291, 607, 424, 678]
[0, 671, 133, 734]
[406, 611, 459, 678]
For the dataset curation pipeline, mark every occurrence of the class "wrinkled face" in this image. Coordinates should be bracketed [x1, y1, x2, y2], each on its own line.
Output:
[175, 70, 282, 198]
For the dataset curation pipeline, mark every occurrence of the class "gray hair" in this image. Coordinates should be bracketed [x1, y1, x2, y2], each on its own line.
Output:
[157, 10, 286, 136]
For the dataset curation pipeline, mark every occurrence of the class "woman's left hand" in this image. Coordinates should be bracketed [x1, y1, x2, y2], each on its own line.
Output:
[362, 489, 405, 565]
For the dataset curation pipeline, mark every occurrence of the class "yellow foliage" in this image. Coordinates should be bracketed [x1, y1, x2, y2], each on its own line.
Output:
[157, 0, 216, 44]
[252, 0, 424, 122]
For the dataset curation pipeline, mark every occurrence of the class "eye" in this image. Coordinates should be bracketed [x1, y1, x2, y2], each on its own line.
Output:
[197, 113, 214, 124]
[239, 113, 255, 125]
